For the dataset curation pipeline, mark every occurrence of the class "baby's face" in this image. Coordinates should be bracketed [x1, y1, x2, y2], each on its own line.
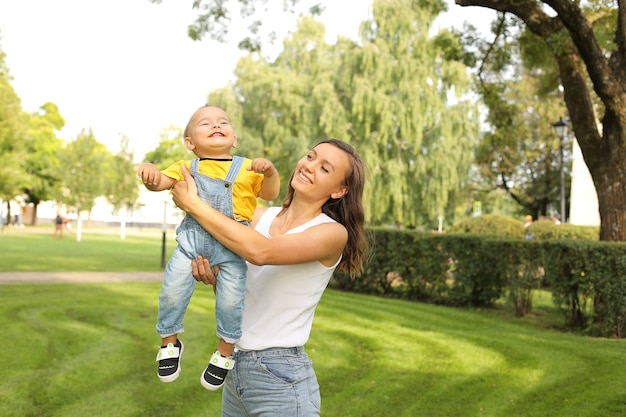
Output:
[185, 106, 237, 158]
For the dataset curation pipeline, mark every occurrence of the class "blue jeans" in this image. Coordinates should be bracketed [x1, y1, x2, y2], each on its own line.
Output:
[156, 228, 247, 342]
[222, 347, 321, 417]
[156, 156, 247, 343]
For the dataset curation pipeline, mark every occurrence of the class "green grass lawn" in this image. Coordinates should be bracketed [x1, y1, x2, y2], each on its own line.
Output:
[1, 227, 625, 416]
[0, 225, 176, 271]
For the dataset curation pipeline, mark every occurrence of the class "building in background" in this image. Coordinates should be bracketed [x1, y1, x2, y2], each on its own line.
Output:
[569, 138, 600, 226]
[35, 186, 183, 229]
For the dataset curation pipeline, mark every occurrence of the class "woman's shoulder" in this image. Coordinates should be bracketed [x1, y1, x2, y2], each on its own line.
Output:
[251, 206, 280, 228]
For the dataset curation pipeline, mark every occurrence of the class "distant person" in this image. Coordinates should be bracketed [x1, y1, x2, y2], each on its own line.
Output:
[17, 200, 24, 228]
[137, 104, 280, 390]
[8, 200, 20, 227]
[53, 213, 64, 240]
[524, 215, 533, 240]
[553, 214, 561, 225]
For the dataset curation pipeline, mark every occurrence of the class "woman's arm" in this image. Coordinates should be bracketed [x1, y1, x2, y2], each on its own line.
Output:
[171, 165, 347, 266]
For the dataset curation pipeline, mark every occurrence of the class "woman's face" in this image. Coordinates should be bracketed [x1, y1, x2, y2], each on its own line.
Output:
[292, 143, 349, 200]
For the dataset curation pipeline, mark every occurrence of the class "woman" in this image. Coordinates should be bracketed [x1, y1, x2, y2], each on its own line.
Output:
[171, 138, 367, 416]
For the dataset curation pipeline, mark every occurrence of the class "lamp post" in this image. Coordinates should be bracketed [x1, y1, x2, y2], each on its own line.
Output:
[552, 117, 568, 223]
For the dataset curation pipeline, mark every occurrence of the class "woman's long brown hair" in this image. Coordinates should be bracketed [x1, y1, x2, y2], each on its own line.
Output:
[281, 139, 368, 277]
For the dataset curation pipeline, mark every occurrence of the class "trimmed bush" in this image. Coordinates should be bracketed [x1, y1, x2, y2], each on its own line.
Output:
[528, 219, 599, 241]
[332, 226, 626, 338]
[446, 213, 525, 238]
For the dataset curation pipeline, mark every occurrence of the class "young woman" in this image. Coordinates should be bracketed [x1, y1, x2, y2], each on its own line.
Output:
[171, 138, 367, 416]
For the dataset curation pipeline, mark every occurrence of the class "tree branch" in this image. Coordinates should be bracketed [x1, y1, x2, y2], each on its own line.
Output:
[544, 0, 622, 109]
[455, 0, 605, 154]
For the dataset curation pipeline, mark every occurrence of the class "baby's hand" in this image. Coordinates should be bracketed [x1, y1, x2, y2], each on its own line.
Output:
[137, 163, 161, 187]
[249, 158, 277, 177]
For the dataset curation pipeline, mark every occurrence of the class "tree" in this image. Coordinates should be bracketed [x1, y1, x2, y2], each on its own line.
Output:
[0, 44, 27, 225]
[468, 41, 572, 220]
[162, 0, 479, 227]
[343, 0, 480, 227]
[105, 135, 140, 213]
[104, 136, 140, 239]
[21, 102, 66, 224]
[454, 0, 626, 241]
[150, 0, 326, 52]
[230, 17, 344, 200]
[57, 129, 112, 226]
[224, 5, 480, 227]
[142, 125, 189, 168]
[161, 1, 626, 238]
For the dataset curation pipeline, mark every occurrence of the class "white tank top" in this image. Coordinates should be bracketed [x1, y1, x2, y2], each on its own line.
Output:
[235, 206, 341, 351]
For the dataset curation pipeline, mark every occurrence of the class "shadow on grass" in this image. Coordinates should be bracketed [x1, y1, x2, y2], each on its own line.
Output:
[1, 282, 221, 417]
[313, 291, 626, 417]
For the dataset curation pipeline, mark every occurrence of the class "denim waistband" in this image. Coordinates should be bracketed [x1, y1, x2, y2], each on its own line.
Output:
[234, 346, 305, 359]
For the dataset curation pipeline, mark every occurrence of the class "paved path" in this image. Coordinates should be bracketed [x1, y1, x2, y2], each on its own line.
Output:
[0, 271, 163, 284]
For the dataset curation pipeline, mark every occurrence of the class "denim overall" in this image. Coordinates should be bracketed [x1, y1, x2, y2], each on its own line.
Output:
[156, 156, 247, 343]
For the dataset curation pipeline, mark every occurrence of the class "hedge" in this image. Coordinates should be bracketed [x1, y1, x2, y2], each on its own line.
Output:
[331, 228, 626, 338]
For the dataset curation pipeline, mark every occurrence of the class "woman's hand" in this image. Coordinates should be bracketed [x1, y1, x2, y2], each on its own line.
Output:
[171, 165, 200, 212]
[192, 255, 219, 294]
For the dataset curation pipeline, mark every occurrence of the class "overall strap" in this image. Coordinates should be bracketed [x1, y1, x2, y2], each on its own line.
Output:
[224, 156, 244, 183]
[190, 158, 200, 174]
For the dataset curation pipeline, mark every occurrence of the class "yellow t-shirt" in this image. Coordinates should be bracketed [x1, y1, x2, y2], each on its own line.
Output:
[161, 158, 264, 222]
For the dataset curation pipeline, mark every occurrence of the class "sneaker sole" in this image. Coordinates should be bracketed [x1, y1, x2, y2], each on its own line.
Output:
[158, 342, 184, 383]
[200, 374, 224, 391]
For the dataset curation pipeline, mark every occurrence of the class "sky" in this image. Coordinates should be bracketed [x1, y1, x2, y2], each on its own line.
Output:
[0, 0, 492, 163]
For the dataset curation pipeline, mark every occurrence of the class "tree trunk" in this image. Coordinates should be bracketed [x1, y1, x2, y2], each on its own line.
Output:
[590, 125, 626, 240]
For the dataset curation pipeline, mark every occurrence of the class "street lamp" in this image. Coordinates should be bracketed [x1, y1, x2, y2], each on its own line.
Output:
[552, 117, 568, 223]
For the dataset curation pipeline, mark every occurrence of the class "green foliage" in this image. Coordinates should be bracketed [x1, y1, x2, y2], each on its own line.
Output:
[591, 248, 626, 338]
[475, 71, 569, 218]
[351, 0, 480, 226]
[140, 1, 481, 228]
[445, 214, 599, 241]
[494, 238, 545, 316]
[457, 0, 626, 242]
[334, 230, 510, 307]
[335, 226, 626, 337]
[142, 125, 189, 169]
[57, 129, 111, 214]
[457, 10, 572, 219]
[527, 219, 599, 241]
[442, 234, 510, 306]
[21, 103, 66, 208]
[0, 70, 140, 223]
[154, 1, 476, 227]
[333, 227, 450, 300]
[105, 136, 140, 212]
[542, 239, 626, 337]
[446, 213, 525, 238]
[0, 54, 27, 200]
[518, 29, 560, 94]
[585, 2, 618, 53]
